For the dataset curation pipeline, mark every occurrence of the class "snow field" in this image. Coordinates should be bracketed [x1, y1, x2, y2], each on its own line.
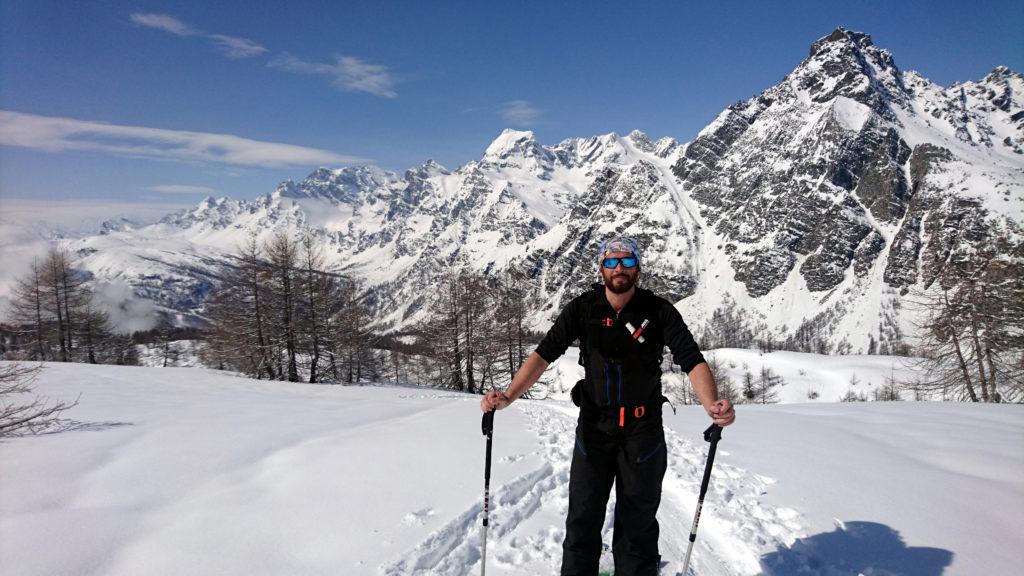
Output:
[0, 364, 539, 576]
[543, 347, 927, 405]
[1, 361, 1022, 575]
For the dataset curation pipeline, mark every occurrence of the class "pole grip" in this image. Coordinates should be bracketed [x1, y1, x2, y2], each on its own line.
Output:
[484, 432, 493, 481]
[697, 424, 722, 502]
[703, 423, 722, 443]
[482, 409, 495, 437]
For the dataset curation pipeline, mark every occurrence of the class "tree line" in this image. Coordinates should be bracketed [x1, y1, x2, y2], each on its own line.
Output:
[3, 246, 133, 364]
[907, 254, 1023, 403]
[697, 253, 1022, 403]
[198, 230, 537, 389]
[2, 232, 1019, 404]
[417, 266, 536, 393]
[201, 230, 380, 383]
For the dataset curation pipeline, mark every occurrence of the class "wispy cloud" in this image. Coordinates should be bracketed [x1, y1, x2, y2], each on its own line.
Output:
[130, 12, 395, 95]
[0, 110, 367, 168]
[147, 185, 215, 194]
[269, 54, 398, 98]
[130, 12, 266, 59]
[208, 34, 267, 59]
[130, 12, 195, 36]
[500, 100, 542, 127]
[93, 279, 159, 334]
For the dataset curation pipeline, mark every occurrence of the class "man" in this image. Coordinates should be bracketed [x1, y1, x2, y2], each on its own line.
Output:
[480, 236, 735, 576]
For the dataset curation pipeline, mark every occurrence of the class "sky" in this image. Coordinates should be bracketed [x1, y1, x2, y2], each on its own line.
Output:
[1, 0, 1022, 209]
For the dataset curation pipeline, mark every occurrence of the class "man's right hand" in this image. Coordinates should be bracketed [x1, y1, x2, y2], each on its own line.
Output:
[481, 390, 511, 412]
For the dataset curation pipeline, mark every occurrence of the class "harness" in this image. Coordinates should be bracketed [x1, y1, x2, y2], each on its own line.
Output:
[574, 286, 666, 427]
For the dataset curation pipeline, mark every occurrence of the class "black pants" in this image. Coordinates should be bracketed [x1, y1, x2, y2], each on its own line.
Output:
[561, 411, 667, 576]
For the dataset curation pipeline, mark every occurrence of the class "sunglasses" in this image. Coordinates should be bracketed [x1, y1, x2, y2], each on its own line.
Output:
[602, 256, 638, 269]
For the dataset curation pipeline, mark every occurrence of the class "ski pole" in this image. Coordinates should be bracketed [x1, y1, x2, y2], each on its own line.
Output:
[481, 408, 495, 576]
[681, 423, 723, 576]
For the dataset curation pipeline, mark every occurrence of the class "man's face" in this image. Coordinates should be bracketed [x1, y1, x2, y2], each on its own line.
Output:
[600, 251, 640, 295]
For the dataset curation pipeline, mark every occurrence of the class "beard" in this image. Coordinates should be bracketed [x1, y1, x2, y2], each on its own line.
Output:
[603, 270, 638, 294]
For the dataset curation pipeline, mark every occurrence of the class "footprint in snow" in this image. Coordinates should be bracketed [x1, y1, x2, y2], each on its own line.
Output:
[401, 508, 437, 527]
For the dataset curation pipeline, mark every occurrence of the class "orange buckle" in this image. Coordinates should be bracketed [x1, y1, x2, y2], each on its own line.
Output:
[634, 406, 645, 418]
[619, 407, 625, 427]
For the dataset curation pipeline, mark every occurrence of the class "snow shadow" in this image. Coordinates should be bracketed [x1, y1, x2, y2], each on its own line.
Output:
[760, 520, 953, 575]
[40, 419, 134, 434]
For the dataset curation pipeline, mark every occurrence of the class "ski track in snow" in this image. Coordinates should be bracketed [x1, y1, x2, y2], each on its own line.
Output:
[381, 402, 803, 575]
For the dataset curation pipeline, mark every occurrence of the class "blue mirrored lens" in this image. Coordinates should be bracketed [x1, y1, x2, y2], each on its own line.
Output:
[602, 257, 638, 269]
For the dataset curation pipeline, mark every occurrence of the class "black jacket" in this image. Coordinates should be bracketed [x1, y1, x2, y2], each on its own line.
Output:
[535, 284, 705, 408]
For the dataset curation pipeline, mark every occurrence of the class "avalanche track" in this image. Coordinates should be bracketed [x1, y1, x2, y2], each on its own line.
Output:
[381, 402, 802, 575]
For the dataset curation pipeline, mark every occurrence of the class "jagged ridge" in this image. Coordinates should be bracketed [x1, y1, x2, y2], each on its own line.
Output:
[70, 27, 1023, 354]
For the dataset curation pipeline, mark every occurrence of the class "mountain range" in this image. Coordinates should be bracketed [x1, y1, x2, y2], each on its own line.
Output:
[62, 27, 1023, 354]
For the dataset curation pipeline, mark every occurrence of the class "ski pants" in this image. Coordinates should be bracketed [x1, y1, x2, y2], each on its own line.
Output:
[561, 411, 667, 576]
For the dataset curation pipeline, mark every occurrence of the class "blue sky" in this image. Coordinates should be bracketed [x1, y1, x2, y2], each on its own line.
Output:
[1, 0, 1021, 206]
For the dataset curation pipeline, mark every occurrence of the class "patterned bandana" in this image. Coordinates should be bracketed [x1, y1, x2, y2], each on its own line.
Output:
[597, 236, 641, 265]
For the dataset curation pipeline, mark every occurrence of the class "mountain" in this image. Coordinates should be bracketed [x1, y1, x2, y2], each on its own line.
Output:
[62, 27, 1023, 354]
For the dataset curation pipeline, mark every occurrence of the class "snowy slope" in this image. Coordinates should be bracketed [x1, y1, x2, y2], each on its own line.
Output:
[62, 129, 687, 330]
[539, 348, 929, 404]
[2, 362, 1022, 575]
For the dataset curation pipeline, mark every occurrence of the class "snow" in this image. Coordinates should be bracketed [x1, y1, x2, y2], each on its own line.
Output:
[5, 52, 1020, 347]
[0, 198, 192, 319]
[484, 129, 539, 159]
[544, 348, 926, 404]
[2, 361, 1022, 575]
[2, 36, 1021, 382]
[829, 97, 873, 133]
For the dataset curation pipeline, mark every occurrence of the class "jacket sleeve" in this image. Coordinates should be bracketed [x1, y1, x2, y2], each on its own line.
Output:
[534, 298, 581, 364]
[660, 301, 706, 374]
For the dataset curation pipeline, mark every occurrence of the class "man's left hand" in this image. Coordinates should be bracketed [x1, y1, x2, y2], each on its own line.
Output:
[708, 399, 735, 427]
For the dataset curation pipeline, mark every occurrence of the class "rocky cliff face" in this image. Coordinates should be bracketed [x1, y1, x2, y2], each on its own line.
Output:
[68, 28, 1022, 354]
[673, 28, 1021, 299]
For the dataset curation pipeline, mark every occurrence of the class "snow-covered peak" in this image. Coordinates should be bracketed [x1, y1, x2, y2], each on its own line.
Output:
[272, 179, 300, 199]
[653, 136, 681, 159]
[196, 195, 217, 211]
[326, 164, 395, 188]
[985, 65, 1019, 81]
[271, 165, 400, 204]
[623, 131, 681, 159]
[97, 216, 140, 235]
[484, 129, 544, 158]
[420, 159, 450, 175]
[793, 27, 908, 115]
[965, 66, 1023, 113]
[626, 129, 654, 152]
[806, 27, 878, 59]
[189, 195, 233, 216]
[481, 129, 556, 176]
[552, 133, 629, 167]
[899, 64, 1024, 152]
[404, 159, 451, 186]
